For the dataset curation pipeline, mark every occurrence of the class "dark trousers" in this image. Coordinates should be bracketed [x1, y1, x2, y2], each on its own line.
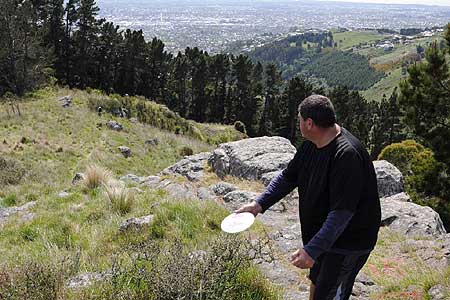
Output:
[309, 252, 371, 300]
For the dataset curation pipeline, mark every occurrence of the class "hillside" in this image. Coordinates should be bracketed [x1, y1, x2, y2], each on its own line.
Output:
[0, 87, 273, 299]
[247, 28, 444, 101]
[1, 87, 450, 299]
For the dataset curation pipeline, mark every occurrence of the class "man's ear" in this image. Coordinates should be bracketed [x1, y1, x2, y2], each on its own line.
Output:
[306, 118, 314, 130]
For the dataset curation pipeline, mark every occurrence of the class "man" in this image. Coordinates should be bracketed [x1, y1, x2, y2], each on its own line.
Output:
[235, 95, 381, 300]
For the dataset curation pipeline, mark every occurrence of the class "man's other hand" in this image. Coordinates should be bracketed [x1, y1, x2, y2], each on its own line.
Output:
[290, 248, 315, 269]
[234, 201, 262, 217]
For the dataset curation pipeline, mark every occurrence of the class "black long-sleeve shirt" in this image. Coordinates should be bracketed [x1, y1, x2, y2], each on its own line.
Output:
[256, 127, 381, 259]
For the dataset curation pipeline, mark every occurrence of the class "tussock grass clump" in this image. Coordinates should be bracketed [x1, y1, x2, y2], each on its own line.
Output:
[82, 165, 112, 190]
[104, 181, 134, 215]
[0, 157, 25, 185]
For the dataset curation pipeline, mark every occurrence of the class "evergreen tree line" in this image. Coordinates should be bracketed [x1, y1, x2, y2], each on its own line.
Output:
[0, 0, 404, 157]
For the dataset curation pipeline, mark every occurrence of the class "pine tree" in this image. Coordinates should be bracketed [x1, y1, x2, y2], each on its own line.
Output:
[73, 0, 101, 87]
[0, 0, 47, 96]
[209, 53, 230, 123]
[186, 47, 208, 122]
[259, 63, 282, 136]
[399, 25, 450, 168]
[284, 77, 313, 144]
[95, 22, 122, 92]
[231, 54, 254, 130]
[115, 29, 146, 95]
[43, 0, 65, 78]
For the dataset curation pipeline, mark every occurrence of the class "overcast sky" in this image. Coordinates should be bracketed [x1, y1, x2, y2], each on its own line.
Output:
[319, 0, 450, 6]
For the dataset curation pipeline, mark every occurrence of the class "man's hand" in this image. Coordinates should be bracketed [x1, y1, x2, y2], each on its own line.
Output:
[290, 248, 315, 269]
[234, 201, 262, 217]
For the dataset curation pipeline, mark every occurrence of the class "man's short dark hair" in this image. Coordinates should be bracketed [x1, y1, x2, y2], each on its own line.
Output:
[298, 95, 336, 128]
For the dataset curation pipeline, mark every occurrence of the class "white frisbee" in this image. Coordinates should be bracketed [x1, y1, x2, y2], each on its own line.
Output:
[221, 212, 255, 233]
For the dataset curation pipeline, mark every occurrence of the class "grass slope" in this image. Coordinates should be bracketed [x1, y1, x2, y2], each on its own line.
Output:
[0, 87, 277, 299]
[333, 30, 388, 50]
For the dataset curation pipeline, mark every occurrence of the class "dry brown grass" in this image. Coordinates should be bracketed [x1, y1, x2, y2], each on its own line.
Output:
[82, 164, 112, 190]
[104, 180, 135, 215]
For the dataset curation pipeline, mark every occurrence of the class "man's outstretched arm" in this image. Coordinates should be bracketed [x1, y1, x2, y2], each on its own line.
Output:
[235, 171, 297, 216]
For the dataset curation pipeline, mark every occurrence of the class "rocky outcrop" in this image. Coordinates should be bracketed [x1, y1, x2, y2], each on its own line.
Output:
[107, 120, 123, 131]
[0, 201, 36, 226]
[428, 284, 448, 300]
[210, 182, 237, 196]
[58, 95, 72, 107]
[120, 215, 154, 231]
[72, 172, 85, 185]
[208, 136, 296, 181]
[145, 138, 159, 146]
[118, 146, 131, 158]
[373, 160, 405, 198]
[120, 174, 148, 184]
[161, 152, 211, 182]
[66, 272, 109, 289]
[380, 193, 446, 237]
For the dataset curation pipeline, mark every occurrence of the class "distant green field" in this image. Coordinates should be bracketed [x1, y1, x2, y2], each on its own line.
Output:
[361, 67, 403, 102]
[333, 30, 388, 50]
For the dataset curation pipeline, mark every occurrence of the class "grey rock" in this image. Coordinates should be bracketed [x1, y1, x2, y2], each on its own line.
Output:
[142, 176, 162, 188]
[72, 172, 85, 185]
[58, 191, 70, 198]
[162, 152, 211, 182]
[383, 192, 410, 202]
[210, 182, 237, 196]
[58, 95, 72, 102]
[428, 284, 448, 300]
[107, 120, 123, 131]
[208, 136, 296, 180]
[260, 171, 281, 186]
[120, 174, 146, 184]
[163, 182, 198, 200]
[66, 272, 108, 289]
[118, 146, 132, 158]
[0, 201, 37, 226]
[381, 195, 446, 237]
[58, 95, 72, 107]
[351, 273, 381, 298]
[188, 250, 207, 261]
[223, 189, 285, 212]
[197, 187, 215, 200]
[145, 138, 159, 146]
[373, 160, 405, 198]
[119, 215, 154, 231]
[223, 190, 259, 211]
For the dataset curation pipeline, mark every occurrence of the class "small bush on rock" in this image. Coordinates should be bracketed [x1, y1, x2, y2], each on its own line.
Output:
[234, 121, 247, 134]
[179, 146, 193, 157]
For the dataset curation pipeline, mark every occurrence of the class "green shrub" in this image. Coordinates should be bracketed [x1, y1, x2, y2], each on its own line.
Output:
[0, 262, 65, 300]
[81, 235, 278, 300]
[379, 140, 450, 229]
[1, 194, 17, 207]
[378, 140, 444, 196]
[179, 146, 193, 157]
[0, 157, 26, 185]
[87, 95, 122, 114]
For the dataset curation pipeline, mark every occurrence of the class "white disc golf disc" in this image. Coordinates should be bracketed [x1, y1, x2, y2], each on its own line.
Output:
[221, 212, 255, 233]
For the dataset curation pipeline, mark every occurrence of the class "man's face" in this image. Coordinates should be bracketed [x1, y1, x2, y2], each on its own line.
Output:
[298, 113, 308, 138]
